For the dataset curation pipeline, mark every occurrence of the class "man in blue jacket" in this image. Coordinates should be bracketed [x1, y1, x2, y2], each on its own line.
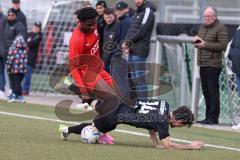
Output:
[122, 0, 156, 100]
[228, 28, 240, 97]
[115, 1, 133, 42]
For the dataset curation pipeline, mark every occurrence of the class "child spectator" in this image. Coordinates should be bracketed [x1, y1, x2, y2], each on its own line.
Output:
[6, 34, 28, 103]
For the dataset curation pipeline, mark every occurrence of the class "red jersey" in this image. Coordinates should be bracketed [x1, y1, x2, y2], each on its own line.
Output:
[69, 27, 113, 95]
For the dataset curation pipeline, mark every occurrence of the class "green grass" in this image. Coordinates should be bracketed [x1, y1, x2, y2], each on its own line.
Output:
[0, 101, 240, 160]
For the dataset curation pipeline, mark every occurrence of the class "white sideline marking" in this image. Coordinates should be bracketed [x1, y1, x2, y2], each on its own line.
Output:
[0, 111, 240, 152]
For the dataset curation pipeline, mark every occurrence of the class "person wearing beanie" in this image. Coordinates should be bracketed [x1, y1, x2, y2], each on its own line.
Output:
[4, 8, 25, 55]
[12, 0, 27, 31]
[66, 7, 118, 110]
[96, 0, 107, 54]
[115, 1, 133, 41]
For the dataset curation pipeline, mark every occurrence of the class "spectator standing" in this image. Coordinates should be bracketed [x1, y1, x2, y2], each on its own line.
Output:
[228, 28, 240, 130]
[228, 28, 240, 96]
[22, 22, 42, 95]
[115, 1, 133, 41]
[96, 0, 107, 54]
[4, 8, 25, 54]
[0, 5, 7, 99]
[102, 8, 120, 73]
[195, 7, 228, 124]
[12, 0, 27, 32]
[6, 34, 28, 103]
[123, 0, 156, 100]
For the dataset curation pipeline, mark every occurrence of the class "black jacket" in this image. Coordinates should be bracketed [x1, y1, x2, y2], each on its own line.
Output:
[26, 32, 42, 67]
[0, 13, 6, 57]
[15, 9, 27, 31]
[125, 1, 156, 58]
[102, 20, 120, 65]
[228, 29, 240, 75]
[4, 19, 25, 54]
[97, 15, 106, 51]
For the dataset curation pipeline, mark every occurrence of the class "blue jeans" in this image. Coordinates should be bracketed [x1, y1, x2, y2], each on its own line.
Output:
[236, 75, 240, 96]
[22, 65, 33, 93]
[128, 55, 148, 100]
[0, 57, 5, 91]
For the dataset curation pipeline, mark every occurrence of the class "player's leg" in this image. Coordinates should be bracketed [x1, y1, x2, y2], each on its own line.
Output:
[58, 123, 92, 140]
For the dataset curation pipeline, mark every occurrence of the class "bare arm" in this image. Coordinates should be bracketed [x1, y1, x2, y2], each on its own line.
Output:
[161, 137, 204, 150]
[149, 130, 164, 149]
[149, 131, 204, 150]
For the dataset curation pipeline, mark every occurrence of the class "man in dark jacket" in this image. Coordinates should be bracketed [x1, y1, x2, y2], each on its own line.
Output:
[0, 5, 7, 99]
[96, 0, 107, 54]
[115, 1, 133, 42]
[228, 28, 240, 96]
[194, 7, 228, 125]
[12, 0, 27, 32]
[122, 0, 156, 100]
[4, 8, 25, 54]
[22, 22, 42, 95]
[102, 8, 120, 73]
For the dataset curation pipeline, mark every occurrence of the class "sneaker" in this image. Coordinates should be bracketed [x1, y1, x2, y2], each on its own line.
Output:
[231, 123, 240, 130]
[0, 90, 7, 100]
[8, 94, 16, 103]
[58, 125, 69, 140]
[97, 133, 114, 144]
[17, 96, 25, 103]
[75, 103, 93, 111]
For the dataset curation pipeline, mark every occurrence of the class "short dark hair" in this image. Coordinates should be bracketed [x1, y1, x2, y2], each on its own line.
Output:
[12, 0, 20, 4]
[172, 106, 194, 127]
[96, 0, 107, 8]
[104, 8, 115, 15]
[77, 7, 98, 22]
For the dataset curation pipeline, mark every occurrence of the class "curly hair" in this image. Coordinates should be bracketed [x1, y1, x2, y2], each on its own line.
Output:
[77, 7, 98, 22]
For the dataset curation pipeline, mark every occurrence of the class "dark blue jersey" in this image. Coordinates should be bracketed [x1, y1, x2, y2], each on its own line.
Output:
[94, 99, 170, 140]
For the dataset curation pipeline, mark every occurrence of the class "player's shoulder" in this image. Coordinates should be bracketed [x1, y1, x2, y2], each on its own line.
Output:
[137, 99, 169, 107]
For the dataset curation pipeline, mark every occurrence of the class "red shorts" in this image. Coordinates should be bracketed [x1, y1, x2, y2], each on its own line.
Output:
[71, 69, 113, 95]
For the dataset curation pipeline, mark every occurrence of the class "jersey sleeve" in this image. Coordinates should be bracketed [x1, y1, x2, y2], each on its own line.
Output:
[157, 121, 170, 140]
[157, 100, 170, 140]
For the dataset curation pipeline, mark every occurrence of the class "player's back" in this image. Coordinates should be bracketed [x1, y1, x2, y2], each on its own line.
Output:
[117, 99, 170, 131]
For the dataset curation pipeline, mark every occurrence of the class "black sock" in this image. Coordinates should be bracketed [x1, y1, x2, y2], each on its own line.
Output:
[68, 123, 92, 134]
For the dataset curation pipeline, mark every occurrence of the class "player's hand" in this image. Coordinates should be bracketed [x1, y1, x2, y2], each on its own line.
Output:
[190, 141, 204, 150]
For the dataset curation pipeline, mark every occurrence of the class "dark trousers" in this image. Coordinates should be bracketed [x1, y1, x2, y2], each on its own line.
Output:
[9, 74, 24, 97]
[200, 67, 222, 123]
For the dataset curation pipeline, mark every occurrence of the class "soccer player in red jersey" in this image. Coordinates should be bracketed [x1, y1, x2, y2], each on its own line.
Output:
[68, 7, 116, 106]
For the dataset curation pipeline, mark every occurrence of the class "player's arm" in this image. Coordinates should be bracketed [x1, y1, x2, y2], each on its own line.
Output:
[149, 130, 164, 149]
[161, 136, 204, 150]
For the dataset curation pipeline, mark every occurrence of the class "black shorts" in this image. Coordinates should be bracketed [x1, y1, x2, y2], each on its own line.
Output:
[93, 107, 119, 133]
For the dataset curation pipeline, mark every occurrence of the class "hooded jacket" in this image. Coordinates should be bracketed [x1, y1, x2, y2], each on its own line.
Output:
[125, 1, 156, 58]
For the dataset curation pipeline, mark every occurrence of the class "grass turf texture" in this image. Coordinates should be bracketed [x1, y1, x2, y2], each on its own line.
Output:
[0, 100, 240, 160]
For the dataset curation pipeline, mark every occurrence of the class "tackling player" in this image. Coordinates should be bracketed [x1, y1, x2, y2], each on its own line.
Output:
[68, 7, 118, 106]
[59, 83, 204, 150]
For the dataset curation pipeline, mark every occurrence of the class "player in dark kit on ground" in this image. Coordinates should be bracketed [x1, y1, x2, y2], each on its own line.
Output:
[59, 83, 204, 150]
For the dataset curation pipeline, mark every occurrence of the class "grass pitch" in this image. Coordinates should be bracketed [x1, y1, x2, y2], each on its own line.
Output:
[0, 100, 240, 160]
